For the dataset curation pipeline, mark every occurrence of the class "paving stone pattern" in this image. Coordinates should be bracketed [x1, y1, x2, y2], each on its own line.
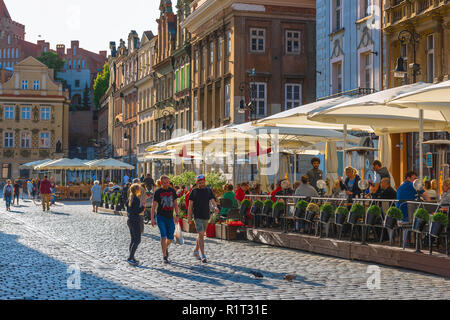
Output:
[0, 200, 449, 300]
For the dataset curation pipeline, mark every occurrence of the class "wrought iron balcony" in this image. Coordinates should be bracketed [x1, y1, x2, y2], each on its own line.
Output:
[317, 87, 376, 101]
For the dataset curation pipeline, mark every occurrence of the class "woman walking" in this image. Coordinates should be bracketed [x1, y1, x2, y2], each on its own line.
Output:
[13, 180, 20, 206]
[90, 181, 102, 213]
[126, 184, 145, 266]
[27, 180, 33, 199]
[3, 180, 13, 211]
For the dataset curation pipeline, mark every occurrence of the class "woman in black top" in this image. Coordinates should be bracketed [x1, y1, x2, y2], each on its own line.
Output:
[126, 184, 145, 266]
[13, 180, 20, 205]
[339, 167, 362, 201]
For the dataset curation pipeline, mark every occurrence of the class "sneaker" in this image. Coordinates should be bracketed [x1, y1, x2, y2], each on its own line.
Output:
[163, 256, 170, 264]
[194, 251, 201, 261]
[127, 258, 138, 267]
[201, 255, 208, 264]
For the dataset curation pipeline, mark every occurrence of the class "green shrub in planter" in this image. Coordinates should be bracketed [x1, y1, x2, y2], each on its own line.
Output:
[348, 203, 364, 224]
[305, 203, 320, 221]
[385, 207, 402, 229]
[272, 201, 286, 219]
[241, 199, 252, 209]
[296, 200, 309, 209]
[365, 205, 382, 225]
[320, 204, 334, 223]
[103, 193, 110, 208]
[413, 208, 430, 232]
[335, 206, 349, 225]
[251, 200, 264, 215]
[431, 212, 449, 227]
[295, 200, 308, 219]
[263, 199, 274, 214]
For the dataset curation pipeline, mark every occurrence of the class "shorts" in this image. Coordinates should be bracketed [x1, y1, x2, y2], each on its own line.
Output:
[156, 215, 175, 241]
[194, 219, 209, 233]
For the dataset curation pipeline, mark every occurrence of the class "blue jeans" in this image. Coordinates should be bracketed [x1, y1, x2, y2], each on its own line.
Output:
[4, 196, 11, 209]
[156, 215, 175, 241]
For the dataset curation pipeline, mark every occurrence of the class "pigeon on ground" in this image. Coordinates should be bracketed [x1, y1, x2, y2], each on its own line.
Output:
[250, 271, 264, 279]
[283, 274, 297, 282]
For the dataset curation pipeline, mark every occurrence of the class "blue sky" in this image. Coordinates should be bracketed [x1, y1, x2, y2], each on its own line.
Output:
[6, 0, 161, 54]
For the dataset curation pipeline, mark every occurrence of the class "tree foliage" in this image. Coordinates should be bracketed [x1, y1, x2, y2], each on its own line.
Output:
[93, 63, 110, 109]
[36, 52, 65, 78]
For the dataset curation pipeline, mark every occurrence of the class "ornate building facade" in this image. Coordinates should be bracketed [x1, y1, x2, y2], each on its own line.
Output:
[0, 57, 70, 180]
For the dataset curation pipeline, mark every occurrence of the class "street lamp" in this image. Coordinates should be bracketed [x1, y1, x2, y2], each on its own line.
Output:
[393, 30, 421, 83]
[238, 68, 257, 121]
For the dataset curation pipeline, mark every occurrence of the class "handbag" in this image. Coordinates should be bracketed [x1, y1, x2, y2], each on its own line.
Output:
[174, 223, 184, 245]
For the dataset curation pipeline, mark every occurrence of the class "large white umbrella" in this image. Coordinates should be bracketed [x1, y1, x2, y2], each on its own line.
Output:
[88, 158, 134, 170]
[19, 159, 53, 169]
[34, 158, 89, 170]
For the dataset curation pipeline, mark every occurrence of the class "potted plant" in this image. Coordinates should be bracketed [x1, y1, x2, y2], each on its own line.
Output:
[348, 203, 364, 224]
[429, 212, 449, 237]
[305, 203, 320, 222]
[365, 205, 382, 226]
[385, 207, 402, 230]
[250, 200, 264, 215]
[412, 208, 430, 232]
[335, 206, 349, 225]
[320, 204, 334, 223]
[263, 199, 274, 215]
[272, 201, 286, 219]
[240, 199, 252, 217]
[295, 200, 308, 219]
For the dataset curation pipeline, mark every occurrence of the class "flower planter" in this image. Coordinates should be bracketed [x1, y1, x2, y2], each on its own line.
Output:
[384, 216, 398, 230]
[335, 213, 347, 225]
[305, 210, 317, 222]
[348, 211, 361, 225]
[272, 208, 284, 219]
[429, 221, 443, 237]
[222, 224, 246, 241]
[262, 205, 272, 215]
[215, 224, 223, 239]
[240, 205, 249, 217]
[320, 211, 332, 223]
[294, 207, 305, 219]
[206, 223, 216, 238]
[182, 219, 197, 233]
[365, 213, 379, 226]
[412, 218, 427, 232]
[250, 206, 262, 215]
[104, 203, 110, 209]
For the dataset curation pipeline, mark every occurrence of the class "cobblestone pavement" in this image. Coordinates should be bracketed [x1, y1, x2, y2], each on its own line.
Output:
[0, 200, 449, 300]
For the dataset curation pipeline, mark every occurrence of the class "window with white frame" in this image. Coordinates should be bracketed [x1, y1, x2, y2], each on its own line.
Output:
[427, 34, 434, 83]
[218, 37, 223, 61]
[225, 83, 231, 118]
[286, 31, 301, 54]
[210, 42, 214, 65]
[333, 0, 343, 32]
[40, 107, 51, 121]
[360, 52, 372, 88]
[250, 28, 265, 52]
[250, 82, 267, 116]
[22, 80, 28, 90]
[360, 0, 372, 19]
[33, 80, 40, 90]
[40, 132, 50, 149]
[332, 61, 343, 94]
[285, 84, 302, 110]
[4, 131, 14, 148]
[4, 106, 14, 120]
[226, 31, 232, 56]
[21, 106, 31, 120]
[195, 50, 199, 72]
[21, 132, 31, 149]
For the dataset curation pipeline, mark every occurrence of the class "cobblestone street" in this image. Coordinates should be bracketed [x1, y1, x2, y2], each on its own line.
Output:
[0, 201, 449, 300]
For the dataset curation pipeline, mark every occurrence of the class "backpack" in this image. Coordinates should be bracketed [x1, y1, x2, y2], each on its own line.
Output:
[4, 185, 12, 197]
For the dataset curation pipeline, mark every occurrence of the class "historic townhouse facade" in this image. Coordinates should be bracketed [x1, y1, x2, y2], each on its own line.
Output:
[383, 0, 450, 185]
[136, 31, 157, 176]
[316, 0, 383, 99]
[0, 57, 70, 180]
[184, 0, 316, 130]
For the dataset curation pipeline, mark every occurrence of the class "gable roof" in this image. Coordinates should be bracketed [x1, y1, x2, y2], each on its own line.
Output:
[0, 0, 10, 19]
[15, 56, 48, 68]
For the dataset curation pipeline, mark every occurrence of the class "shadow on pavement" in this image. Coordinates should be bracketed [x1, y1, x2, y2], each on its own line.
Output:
[152, 266, 225, 287]
[0, 230, 161, 300]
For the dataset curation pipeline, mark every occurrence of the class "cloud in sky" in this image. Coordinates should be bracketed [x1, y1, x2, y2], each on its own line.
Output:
[6, 0, 161, 54]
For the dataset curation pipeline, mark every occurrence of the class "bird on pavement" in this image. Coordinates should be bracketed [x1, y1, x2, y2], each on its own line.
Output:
[250, 271, 264, 279]
[283, 274, 297, 282]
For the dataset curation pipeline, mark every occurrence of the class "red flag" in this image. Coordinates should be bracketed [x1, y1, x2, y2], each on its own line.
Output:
[249, 140, 272, 157]
[179, 146, 194, 159]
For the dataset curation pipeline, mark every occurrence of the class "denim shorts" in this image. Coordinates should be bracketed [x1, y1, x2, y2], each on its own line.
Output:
[156, 215, 175, 241]
[194, 219, 209, 233]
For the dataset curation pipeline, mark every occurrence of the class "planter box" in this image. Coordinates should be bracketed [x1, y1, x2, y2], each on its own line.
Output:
[215, 224, 224, 239]
[221, 224, 247, 241]
[182, 219, 197, 233]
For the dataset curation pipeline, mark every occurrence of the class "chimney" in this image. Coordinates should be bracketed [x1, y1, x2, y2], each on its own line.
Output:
[99, 50, 107, 58]
[56, 44, 65, 58]
[71, 40, 80, 48]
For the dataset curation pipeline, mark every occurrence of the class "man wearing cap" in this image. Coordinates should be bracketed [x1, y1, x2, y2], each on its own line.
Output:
[188, 175, 219, 263]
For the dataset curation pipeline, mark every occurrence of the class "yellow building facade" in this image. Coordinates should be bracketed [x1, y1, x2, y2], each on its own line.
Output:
[0, 57, 70, 180]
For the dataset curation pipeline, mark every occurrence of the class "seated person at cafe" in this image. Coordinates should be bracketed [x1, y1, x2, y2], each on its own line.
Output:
[375, 177, 397, 200]
[396, 171, 431, 222]
[339, 166, 361, 201]
[294, 176, 319, 198]
[220, 184, 238, 216]
[270, 181, 282, 202]
[440, 178, 450, 205]
[235, 182, 249, 206]
[424, 179, 437, 201]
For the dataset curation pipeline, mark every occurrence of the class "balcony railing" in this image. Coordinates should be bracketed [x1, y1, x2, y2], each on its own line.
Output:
[317, 88, 376, 101]
[416, 0, 431, 14]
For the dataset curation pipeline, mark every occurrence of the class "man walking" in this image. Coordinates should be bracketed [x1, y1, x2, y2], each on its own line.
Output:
[3, 180, 13, 211]
[40, 176, 51, 212]
[151, 175, 179, 264]
[144, 174, 155, 192]
[307, 157, 323, 192]
[188, 175, 219, 264]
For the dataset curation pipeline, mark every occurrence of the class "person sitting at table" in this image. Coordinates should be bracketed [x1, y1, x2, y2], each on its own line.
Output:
[220, 184, 238, 216]
[396, 171, 431, 222]
[235, 182, 249, 206]
[294, 176, 319, 198]
[339, 166, 362, 201]
[440, 178, 450, 205]
[424, 180, 437, 201]
[375, 177, 397, 200]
